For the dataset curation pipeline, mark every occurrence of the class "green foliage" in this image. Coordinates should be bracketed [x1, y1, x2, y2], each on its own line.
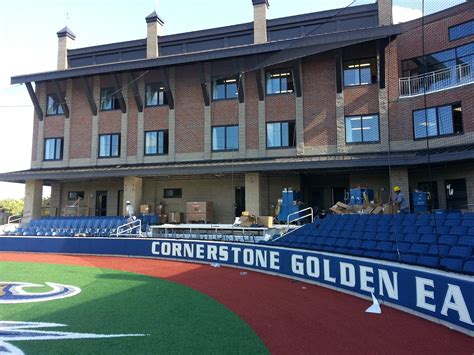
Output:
[0, 198, 24, 215]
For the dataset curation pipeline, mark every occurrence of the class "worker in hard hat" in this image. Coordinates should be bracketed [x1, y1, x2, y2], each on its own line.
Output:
[392, 186, 409, 214]
[125, 200, 135, 219]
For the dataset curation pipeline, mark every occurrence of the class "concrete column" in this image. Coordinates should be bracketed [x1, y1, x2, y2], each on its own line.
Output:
[57, 27, 75, 70]
[203, 64, 212, 159]
[146, 11, 164, 58]
[120, 74, 129, 164]
[335, 92, 345, 153]
[22, 180, 43, 224]
[168, 67, 176, 160]
[258, 69, 266, 157]
[378, 0, 392, 26]
[245, 172, 267, 216]
[123, 176, 143, 215]
[238, 101, 246, 158]
[90, 76, 100, 165]
[49, 182, 61, 217]
[34, 84, 46, 168]
[137, 76, 145, 164]
[390, 167, 410, 209]
[252, 0, 269, 44]
[63, 79, 73, 165]
[295, 96, 304, 155]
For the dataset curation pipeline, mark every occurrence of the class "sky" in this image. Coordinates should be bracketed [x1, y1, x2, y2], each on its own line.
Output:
[0, 0, 464, 199]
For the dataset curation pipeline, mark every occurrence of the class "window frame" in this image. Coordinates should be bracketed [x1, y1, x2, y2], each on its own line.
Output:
[43, 137, 64, 161]
[266, 120, 296, 149]
[144, 130, 169, 156]
[265, 69, 294, 95]
[145, 83, 168, 107]
[448, 20, 474, 42]
[68, 191, 85, 201]
[211, 124, 239, 152]
[412, 102, 463, 140]
[344, 114, 380, 144]
[99, 87, 120, 111]
[163, 188, 182, 199]
[212, 76, 239, 101]
[98, 133, 121, 158]
[343, 57, 377, 87]
[46, 93, 65, 116]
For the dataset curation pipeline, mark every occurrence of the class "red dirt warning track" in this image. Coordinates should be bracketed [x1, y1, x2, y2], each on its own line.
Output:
[1, 253, 472, 354]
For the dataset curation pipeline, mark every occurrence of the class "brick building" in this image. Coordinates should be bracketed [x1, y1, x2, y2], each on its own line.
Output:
[1, 0, 473, 223]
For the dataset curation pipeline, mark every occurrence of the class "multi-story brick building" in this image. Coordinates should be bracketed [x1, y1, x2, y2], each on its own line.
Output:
[1, 0, 473, 223]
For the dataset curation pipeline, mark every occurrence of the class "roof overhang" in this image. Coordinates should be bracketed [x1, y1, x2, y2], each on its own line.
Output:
[11, 25, 401, 85]
[1, 145, 472, 184]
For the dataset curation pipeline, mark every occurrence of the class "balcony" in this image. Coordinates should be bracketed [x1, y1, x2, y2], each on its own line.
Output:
[399, 61, 473, 98]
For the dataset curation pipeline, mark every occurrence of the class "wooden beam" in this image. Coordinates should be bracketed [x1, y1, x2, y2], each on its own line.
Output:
[112, 74, 127, 113]
[129, 72, 143, 112]
[25, 82, 44, 121]
[80, 77, 97, 116]
[199, 63, 210, 106]
[335, 49, 343, 94]
[255, 69, 264, 101]
[52, 80, 70, 118]
[160, 68, 175, 110]
[237, 58, 245, 103]
[292, 61, 302, 98]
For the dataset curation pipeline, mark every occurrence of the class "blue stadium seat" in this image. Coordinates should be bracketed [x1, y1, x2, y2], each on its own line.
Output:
[463, 258, 474, 274]
[375, 241, 393, 252]
[403, 225, 418, 234]
[380, 251, 398, 261]
[461, 219, 474, 228]
[440, 257, 464, 273]
[449, 226, 467, 236]
[420, 234, 437, 244]
[410, 243, 430, 255]
[458, 236, 474, 247]
[417, 255, 439, 268]
[400, 253, 417, 264]
[360, 240, 377, 250]
[392, 242, 411, 253]
[468, 227, 474, 236]
[363, 232, 377, 240]
[438, 234, 458, 246]
[347, 239, 363, 249]
[363, 250, 380, 258]
[417, 226, 433, 234]
[428, 244, 450, 257]
[448, 246, 472, 258]
[444, 219, 460, 227]
[404, 233, 420, 243]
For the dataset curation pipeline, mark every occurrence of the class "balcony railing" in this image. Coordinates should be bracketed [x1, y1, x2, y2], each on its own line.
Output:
[399, 61, 473, 98]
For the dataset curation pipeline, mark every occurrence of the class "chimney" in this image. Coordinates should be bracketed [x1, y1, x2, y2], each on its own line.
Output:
[252, 0, 269, 44]
[56, 27, 75, 70]
[377, 0, 392, 26]
[146, 11, 164, 58]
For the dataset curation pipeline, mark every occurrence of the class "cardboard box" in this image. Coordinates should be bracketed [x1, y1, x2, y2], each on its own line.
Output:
[140, 205, 152, 214]
[257, 216, 273, 228]
[383, 204, 399, 214]
[169, 212, 182, 224]
[186, 202, 213, 223]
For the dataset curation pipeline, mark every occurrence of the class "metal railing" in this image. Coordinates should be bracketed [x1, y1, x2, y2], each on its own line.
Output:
[7, 214, 22, 224]
[286, 207, 314, 226]
[399, 62, 473, 98]
[112, 219, 143, 237]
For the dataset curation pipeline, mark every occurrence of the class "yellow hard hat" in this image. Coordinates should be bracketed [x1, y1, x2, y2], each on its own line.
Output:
[393, 186, 401, 192]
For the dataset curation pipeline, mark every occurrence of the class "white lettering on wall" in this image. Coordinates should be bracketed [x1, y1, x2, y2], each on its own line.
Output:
[378, 270, 399, 300]
[340, 262, 356, 287]
[360, 266, 375, 293]
[441, 284, 474, 325]
[292, 254, 304, 275]
[415, 277, 436, 312]
[323, 259, 335, 283]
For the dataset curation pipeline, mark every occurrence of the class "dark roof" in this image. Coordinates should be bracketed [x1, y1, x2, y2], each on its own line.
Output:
[1, 145, 473, 183]
[11, 24, 400, 84]
[57, 26, 76, 39]
[145, 10, 164, 25]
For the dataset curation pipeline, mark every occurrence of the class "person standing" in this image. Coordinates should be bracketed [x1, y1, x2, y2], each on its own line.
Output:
[125, 201, 134, 219]
[392, 186, 409, 214]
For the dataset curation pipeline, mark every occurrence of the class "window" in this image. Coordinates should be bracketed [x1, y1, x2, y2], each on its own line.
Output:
[145, 83, 168, 107]
[100, 87, 120, 111]
[343, 58, 377, 86]
[445, 179, 467, 210]
[68, 191, 85, 200]
[266, 121, 296, 148]
[145, 130, 169, 155]
[212, 125, 238, 151]
[449, 20, 474, 41]
[345, 115, 379, 143]
[413, 103, 463, 139]
[266, 70, 294, 94]
[43, 138, 63, 160]
[212, 76, 238, 100]
[99, 134, 120, 158]
[46, 94, 64, 116]
[163, 188, 182, 198]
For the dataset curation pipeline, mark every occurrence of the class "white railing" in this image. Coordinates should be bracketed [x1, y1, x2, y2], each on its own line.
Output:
[399, 62, 473, 98]
[7, 214, 22, 224]
[112, 219, 143, 237]
[286, 207, 314, 226]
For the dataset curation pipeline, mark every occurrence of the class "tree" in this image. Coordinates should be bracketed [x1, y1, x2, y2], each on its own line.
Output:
[0, 199, 24, 216]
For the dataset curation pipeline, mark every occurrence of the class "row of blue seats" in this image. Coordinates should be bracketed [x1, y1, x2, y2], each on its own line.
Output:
[12, 217, 128, 237]
[137, 214, 159, 232]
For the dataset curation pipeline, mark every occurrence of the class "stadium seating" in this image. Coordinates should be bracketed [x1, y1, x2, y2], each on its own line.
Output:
[266, 212, 474, 275]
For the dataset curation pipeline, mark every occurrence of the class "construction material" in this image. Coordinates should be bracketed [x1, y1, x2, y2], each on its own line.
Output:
[168, 212, 183, 224]
[186, 202, 213, 223]
[349, 188, 374, 206]
[257, 216, 273, 228]
[277, 189, 303, 223]
[140, 205, 152, 214]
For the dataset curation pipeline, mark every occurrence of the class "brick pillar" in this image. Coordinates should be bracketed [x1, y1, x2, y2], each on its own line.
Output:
[378, 0, 392, 26]
[390, 167, 410, 210]
[57, 27, 75, 70]
[146, 11, 164, 58]
[22, 180, 43, 225]
[49, 182, 62, 217]
[245, 172, 267, 216]
[252, 0, 269, 44]
[123, 177, 143, 216]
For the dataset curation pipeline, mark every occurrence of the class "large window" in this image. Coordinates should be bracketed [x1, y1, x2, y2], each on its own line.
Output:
[266, 121, 296, 148]
[345, 115, 379, 143]
[343, 58, 377, 86]
[163, 188, 182, 198]
[46, 94, 64, 116]
[145, 130, 168, 155]
[145, 83, 168, 107]
[413, 103, 463, 139]
[212, 125, 238, 151]
[44, 137, 63, 160]
[266, 70, 294, 95]
[212, 76, 238, 100]
[99, 134, 120, 158]
[99, 87, 120, 111]
[449, 20, 474, 41]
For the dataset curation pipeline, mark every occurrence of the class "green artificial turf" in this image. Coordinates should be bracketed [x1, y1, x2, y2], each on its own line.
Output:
[0, 262, 268, 354]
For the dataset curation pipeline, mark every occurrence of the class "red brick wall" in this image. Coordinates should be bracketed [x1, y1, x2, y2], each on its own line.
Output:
[245, 71, 259, 149]
[127, 89, 138, 156]
[98, 76, 121, 134]
[344, 84, 379, 116]
[144, 107, 169, 131]
[175, 64, 204, 154]
[211, 100, 239, 126]
[265, 94, 295, 122]
[43, 81, 65, 138]
[303, 53, 337, 146]
[69, 78, 93, 159]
